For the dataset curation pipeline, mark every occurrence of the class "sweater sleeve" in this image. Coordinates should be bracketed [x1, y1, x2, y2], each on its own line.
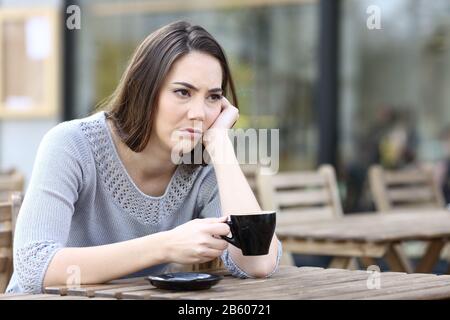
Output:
[197, 166, 283, 279]
[11, 122, 90, 293]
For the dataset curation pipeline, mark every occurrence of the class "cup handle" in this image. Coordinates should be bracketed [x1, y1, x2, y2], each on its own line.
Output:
[220, 220, 240, 248]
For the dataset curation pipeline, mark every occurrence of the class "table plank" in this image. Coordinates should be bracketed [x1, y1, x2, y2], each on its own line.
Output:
[43, 296, 116, 300]
[364, 284, 450, 300]
[0, 293, 116, 300]
[146, 268, 356, 300]
[65, 279, 149, 297]
[120, 266, 308, 300]
[176, 270, 409, 300]
[15, 265, 450, 300]
[301, 274, 436, 299]
[140, 268, 450, 300]
[277, 210, 450, 242]
[95, 284, 155, 299]
[178, 269, 376, 300]
[357, 280, 450, 300]
[0, 294, 57, 300]
[44, 277, 149, 296]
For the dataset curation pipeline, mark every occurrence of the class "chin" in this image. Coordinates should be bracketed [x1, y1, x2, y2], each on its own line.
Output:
[169, 138, 203, 162]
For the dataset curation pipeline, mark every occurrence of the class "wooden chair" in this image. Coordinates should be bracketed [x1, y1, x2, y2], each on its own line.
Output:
[369, 164, 448, 271]
[369, 164, 445, 211]
[258, 165, 422, 272]
[164, 259, 225, 274]
[257, 165, 347, 266]
[0, 192, 23, 293]
[257, 164, 343, 224]
[0, 170, 25, 202]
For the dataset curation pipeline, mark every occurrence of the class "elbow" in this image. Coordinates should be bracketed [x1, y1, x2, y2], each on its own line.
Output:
[247, 260, 278, 278]
[14, 255, 44, 294]
[248, 245, 282, 278]
[14, 241, 62, 294]
[248, 270, 270, 279]
[224, 246, 280, 279]
[250, 243, 282, 278]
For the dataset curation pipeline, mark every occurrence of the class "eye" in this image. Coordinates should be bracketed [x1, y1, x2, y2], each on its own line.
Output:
[207, 94, 223, 103]
[174, 89, 190, 98]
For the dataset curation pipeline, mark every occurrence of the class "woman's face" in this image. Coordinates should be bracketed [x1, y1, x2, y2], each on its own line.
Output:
[151, 51, 224, 157]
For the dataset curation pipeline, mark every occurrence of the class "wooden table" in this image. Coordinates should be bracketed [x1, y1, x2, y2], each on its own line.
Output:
[276, 209, 450, 273]
[1, 266, 450, 300]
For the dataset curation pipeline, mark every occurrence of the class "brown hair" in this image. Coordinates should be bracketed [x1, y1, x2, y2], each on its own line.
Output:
[100, 20, 238, 152]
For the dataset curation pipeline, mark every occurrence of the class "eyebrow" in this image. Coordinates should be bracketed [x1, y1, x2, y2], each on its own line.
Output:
[172, 82, 223, 93]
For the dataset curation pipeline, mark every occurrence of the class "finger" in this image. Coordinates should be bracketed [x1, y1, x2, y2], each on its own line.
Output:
[204, 222, 230, 236]
[198, 217, 225, 224]
[200, 248, 224, 259]
[221, 96, 232, 109]
[217, 215, 228, 223]
[206, 237, 229, 251]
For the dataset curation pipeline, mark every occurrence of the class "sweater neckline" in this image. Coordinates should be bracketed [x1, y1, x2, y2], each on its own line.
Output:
[102, 112, 180, 200]
[79, 111, 202, 225]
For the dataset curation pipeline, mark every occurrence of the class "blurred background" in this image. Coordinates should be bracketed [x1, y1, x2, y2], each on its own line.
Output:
[1, 0, 450, 213]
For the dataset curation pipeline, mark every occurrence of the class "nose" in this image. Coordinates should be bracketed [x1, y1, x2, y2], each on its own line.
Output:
[187, 101, 206, 122]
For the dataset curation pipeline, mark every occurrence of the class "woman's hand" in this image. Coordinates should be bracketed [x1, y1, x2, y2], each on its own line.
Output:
[164, 217, 230, 265]
[203, 97, 239, 150]
[209, 97, 239, 131]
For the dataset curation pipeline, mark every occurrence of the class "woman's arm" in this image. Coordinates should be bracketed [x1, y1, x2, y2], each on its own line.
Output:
[44, 217, 230, 287]
[43, 232, 168, 286]
[204, 99, 280, 278]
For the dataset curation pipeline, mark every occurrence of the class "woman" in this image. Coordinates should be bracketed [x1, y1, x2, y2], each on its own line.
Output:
[6, 21, 281, 294]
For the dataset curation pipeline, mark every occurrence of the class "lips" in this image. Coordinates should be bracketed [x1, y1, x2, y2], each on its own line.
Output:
[180, 128, 202, 134]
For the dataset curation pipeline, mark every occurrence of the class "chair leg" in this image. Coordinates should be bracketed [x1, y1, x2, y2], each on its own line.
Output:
[0, 274, 7, 293]
[0, 259, 13, 293]
[347, 257, 359, 270]
[194, 257, 225, 272]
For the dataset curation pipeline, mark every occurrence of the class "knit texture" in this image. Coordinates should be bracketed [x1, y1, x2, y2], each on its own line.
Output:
[6, 111, 282, 294]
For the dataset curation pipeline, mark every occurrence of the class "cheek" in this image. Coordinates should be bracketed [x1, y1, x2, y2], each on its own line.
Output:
[205, 106, 222, 127]
[156, 98, 182, 128]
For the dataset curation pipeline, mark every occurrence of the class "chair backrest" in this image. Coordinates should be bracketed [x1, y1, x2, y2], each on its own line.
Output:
[0, 192, 23, 293]
[369, 164, 445, 212]
[0, 170, 25, 202]
[257, 165, 343, 225]
[165, 258, 225, 274]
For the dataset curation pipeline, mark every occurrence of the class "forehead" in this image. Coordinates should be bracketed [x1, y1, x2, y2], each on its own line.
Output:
[165, 51, 223, 86]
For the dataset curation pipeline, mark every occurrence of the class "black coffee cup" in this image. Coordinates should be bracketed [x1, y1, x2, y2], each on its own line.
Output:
[220, 211, 276, 256]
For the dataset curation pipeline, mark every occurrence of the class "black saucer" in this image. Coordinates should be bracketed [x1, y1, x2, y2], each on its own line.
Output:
[147, 272, 222, 291]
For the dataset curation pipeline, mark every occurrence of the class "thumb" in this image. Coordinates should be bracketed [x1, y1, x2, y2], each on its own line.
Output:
[201, 216, 228, 223]
[217, 215, 229, 223]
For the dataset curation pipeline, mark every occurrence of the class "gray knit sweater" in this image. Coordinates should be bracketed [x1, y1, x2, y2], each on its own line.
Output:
[6, 111, 281, 294]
